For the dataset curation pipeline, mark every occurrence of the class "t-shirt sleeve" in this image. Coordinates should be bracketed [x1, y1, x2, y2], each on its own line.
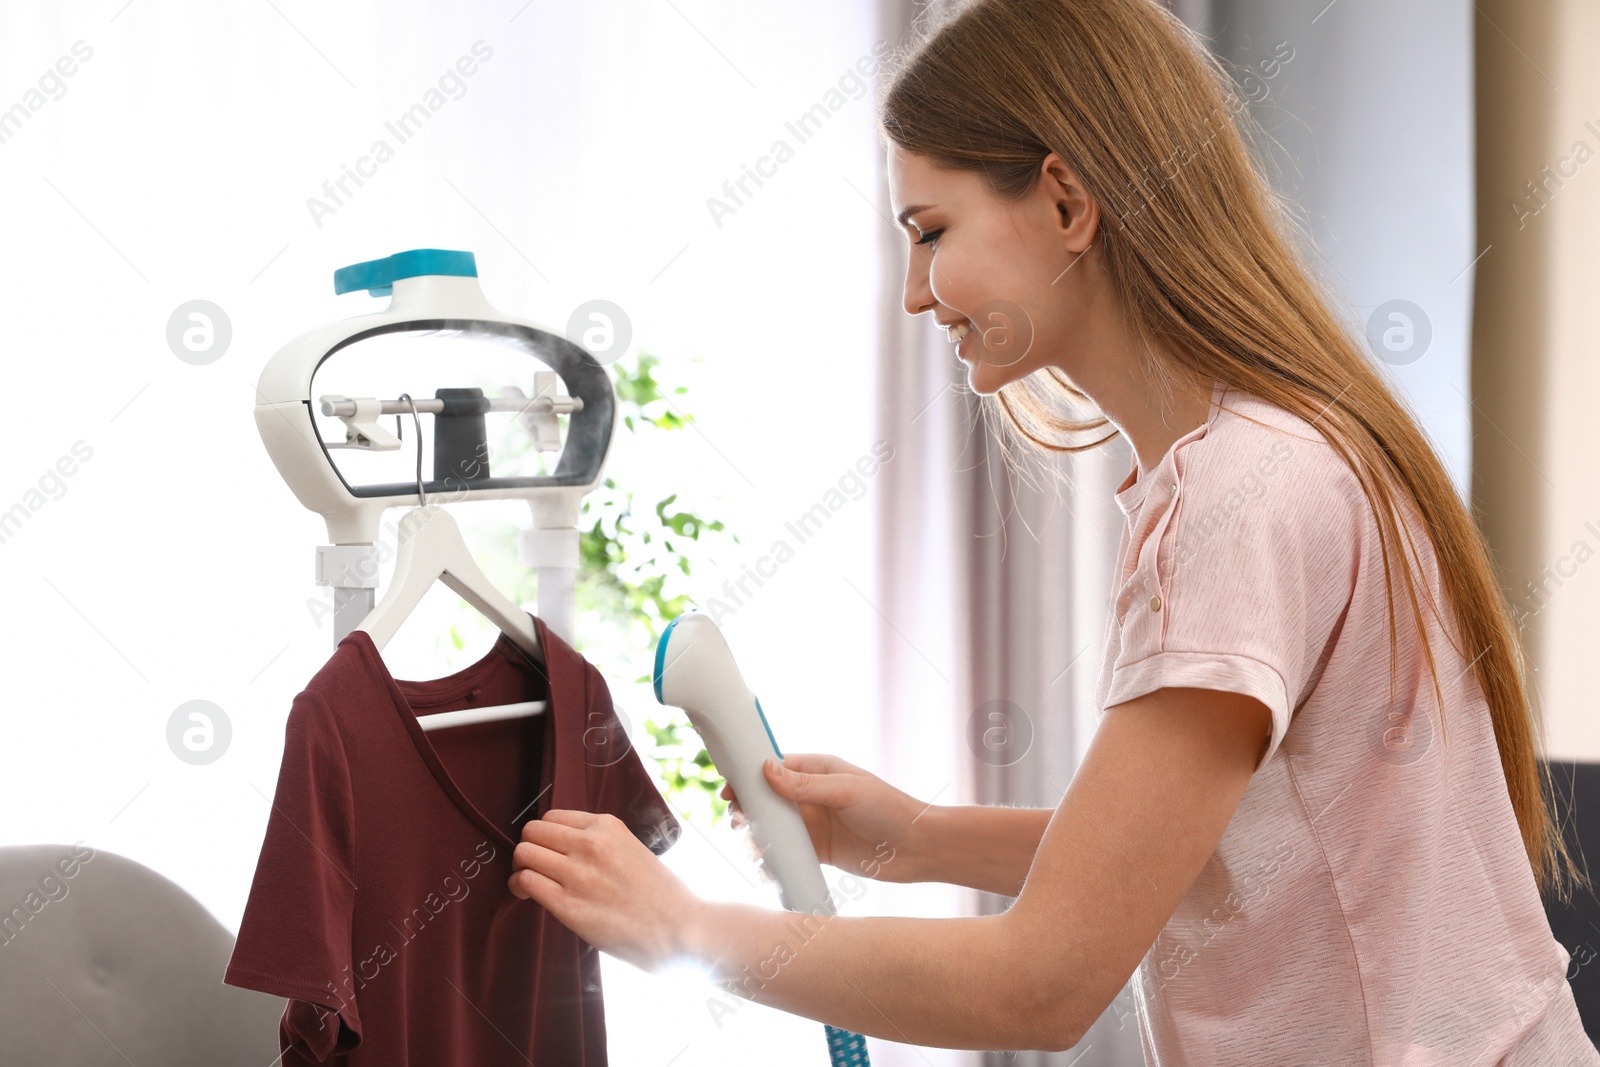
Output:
[1102, 439, 1363, 770]
[579, 662, 682, 855]
[223, 689, 362, 1059]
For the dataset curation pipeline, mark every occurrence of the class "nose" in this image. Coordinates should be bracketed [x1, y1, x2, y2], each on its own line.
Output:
[902, 242, 936, 319]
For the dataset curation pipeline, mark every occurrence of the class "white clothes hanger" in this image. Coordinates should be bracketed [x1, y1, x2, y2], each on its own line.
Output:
[357, 505, 548, 732]
[354, 396, 548, 733]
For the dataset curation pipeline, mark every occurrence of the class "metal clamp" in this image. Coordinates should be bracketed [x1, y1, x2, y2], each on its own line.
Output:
[323, 395, 401, 451]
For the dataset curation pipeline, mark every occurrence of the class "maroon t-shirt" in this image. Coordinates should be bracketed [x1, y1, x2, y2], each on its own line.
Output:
[223, 613, 680, 1065]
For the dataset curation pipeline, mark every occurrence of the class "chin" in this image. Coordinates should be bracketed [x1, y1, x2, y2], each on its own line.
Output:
[967, 358, 1024, 396]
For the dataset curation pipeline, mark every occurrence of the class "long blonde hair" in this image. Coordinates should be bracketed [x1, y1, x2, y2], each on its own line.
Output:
[879, 0, 1583, 899]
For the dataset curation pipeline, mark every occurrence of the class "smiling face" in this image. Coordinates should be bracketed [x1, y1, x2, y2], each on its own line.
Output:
[888, 143, 1110, 397]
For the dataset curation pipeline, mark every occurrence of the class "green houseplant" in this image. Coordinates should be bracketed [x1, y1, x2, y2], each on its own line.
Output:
[475, 351, 736, 825]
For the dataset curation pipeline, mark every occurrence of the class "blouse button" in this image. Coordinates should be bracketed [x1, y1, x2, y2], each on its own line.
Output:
[1149, 595, 1163, 612]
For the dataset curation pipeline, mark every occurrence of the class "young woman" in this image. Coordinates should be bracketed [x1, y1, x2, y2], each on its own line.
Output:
[508, 0, 1597, 1060]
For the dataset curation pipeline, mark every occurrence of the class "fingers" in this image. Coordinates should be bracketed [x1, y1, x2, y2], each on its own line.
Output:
[521, 813, 591, 846]
[723, 753, 860, 800]
[511, 838, 575, 894]
[762, 753, 866, 797]
[508, 860, 564, 902]
[722, 751, 866, 818]
[513, 811, 629, 890]
[776, 752, 862, 776]
[763, 755, 856, 808]
[517, 812, 608, 874]
[536, 808, 606, 829]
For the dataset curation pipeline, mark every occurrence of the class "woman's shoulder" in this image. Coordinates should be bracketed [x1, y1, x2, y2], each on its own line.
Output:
[1170, 385, 1373, 543]
[1154, 388, 1378, 632]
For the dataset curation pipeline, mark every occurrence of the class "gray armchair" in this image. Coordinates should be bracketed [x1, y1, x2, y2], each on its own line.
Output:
[0, 843, 284, 1065]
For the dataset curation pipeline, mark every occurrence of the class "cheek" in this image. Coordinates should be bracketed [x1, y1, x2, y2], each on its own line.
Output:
[972, 273, 1051, 364]
[925, 251, 975, 309]
[1022, 272, 1086, 349]
[971, 253, 1046, 322]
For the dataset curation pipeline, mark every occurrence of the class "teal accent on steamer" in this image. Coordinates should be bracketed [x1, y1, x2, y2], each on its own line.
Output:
[825, 1025, 871, 1065]
[753, 696, 783, 759]
[652, 615, 683, 704]
[333, 248, 479, 297]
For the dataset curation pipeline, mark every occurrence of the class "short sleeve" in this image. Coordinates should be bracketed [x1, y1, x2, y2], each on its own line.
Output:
[1102, 438, 1362, 769]
[223, 689, 362, 1059]
[579, 661, 682, 856]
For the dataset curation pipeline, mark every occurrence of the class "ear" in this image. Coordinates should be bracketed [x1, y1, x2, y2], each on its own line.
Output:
[1040, 151, 1100, 252]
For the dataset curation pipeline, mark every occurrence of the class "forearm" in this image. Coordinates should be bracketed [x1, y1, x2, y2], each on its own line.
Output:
[911, 804, 1054, 896]
[678, 899, 1063, 1052]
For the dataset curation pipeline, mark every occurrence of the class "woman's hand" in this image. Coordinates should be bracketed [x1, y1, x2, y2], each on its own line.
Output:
[508, 809, 703, 974]
[721, 753, 928, 883]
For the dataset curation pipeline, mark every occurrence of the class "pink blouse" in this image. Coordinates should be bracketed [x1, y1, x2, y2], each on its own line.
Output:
[1094, 381, 1597, 1064]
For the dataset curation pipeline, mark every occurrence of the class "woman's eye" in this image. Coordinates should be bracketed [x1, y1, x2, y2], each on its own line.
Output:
[915, 229, 944, 247]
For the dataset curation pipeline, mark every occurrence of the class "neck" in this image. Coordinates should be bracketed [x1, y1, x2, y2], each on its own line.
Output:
[1077, 353, 1214, 479]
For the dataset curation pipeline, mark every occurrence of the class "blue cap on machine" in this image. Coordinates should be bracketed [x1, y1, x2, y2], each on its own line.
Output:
[334, 248, 478, 297]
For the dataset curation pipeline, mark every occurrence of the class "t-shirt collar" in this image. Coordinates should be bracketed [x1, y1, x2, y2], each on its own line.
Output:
[1114, 380, 1227, 517]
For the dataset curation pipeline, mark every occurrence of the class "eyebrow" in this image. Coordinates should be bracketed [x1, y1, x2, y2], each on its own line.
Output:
[895, 204, 934, 228]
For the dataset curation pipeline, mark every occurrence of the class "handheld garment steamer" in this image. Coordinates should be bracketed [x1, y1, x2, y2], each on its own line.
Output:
[653, 613, 871, 1067]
